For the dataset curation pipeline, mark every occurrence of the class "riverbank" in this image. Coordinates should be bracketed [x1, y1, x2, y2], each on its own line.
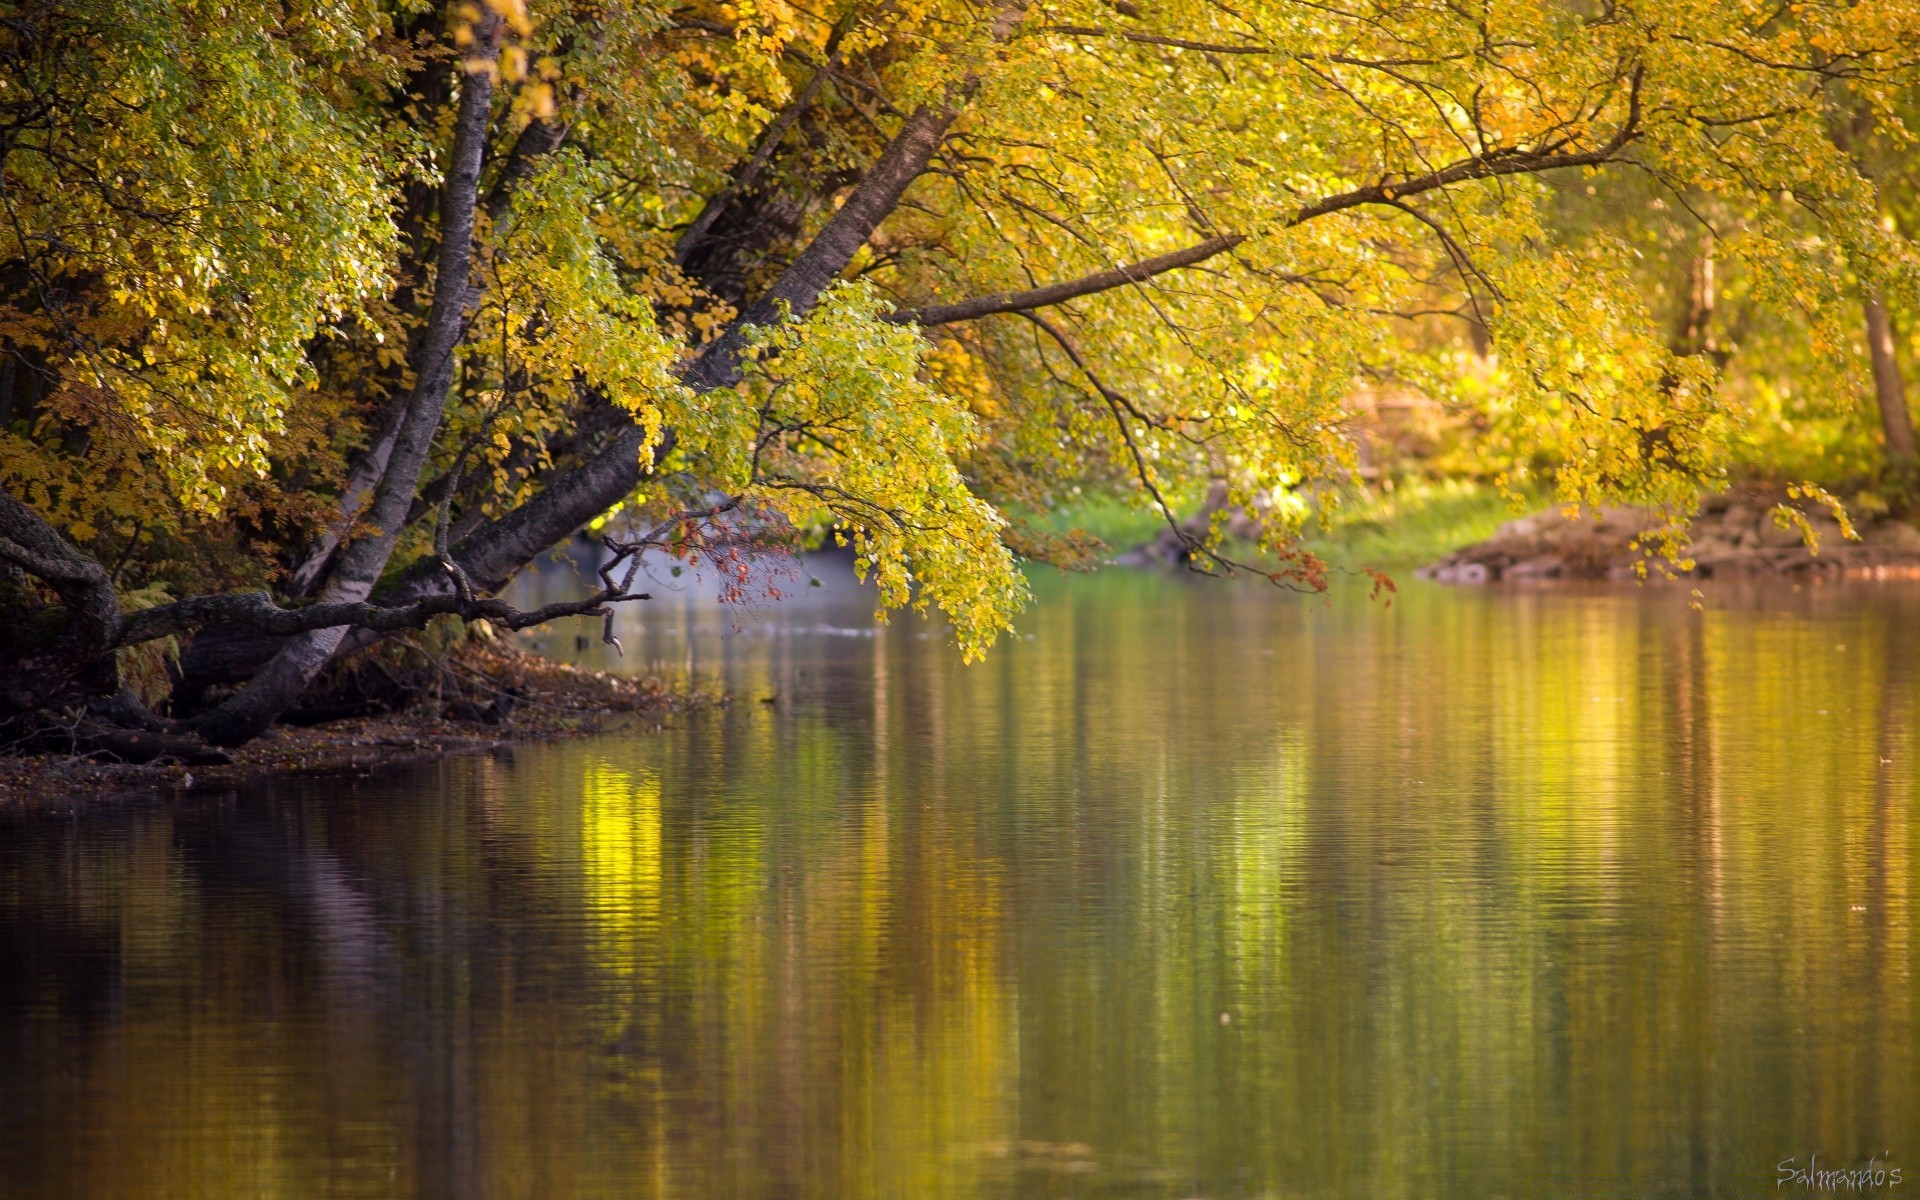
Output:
[0, 641, 707, 809]
[1420, 493, 1920, 583]
[1076, 480, 1920, 584]
[1038, 479, 1528, 573]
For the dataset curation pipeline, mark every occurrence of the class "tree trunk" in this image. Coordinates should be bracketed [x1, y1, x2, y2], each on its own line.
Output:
[673, 25, 844, 273]
[287, 392, 409, 596]
[359, 98, 981, 638]
[172, 97, 964, 703]
[681, 102, 966, 391]
[193, 20, 504, 747]
[0, 496, 124, 716]
[284, 17, 458, 599]
[1672, 235, 1715, 358]
[178, 10, 1025, 741]
[1865, 294, 1916, 469]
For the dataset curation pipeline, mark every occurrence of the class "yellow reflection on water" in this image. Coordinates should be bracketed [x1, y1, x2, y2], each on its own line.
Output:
[580, 761, 662, 974]
[4, 575, 1920, 1198]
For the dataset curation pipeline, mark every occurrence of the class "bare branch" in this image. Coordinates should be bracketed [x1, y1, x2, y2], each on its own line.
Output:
[884, 68, 1643, 327]
[886, 235, 1245, 326]
[1288, 64, 1645, 224]
[119, 586, 652, 647]
[1038, 24, 1275, 53]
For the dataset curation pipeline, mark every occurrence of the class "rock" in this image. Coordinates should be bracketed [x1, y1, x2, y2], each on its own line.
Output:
[1806, 516, 1848, 550]
[1504, 555, 1564, 579]
[1493, 511, 1555, 540]
[1589, 505, 1648, 535]
[1434, 561, 1491, 584]
[1756, 516, 1806, 549]
[1864, 521, 1920, 554]
[1684, 537, 1741, 573]
[1422, 493, 1920, 585]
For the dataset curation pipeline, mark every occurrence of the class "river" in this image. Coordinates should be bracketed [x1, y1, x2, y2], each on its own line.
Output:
[3, 563, 1917, 1198]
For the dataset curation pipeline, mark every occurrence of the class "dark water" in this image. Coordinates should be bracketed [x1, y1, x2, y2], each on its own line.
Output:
[4, 566, 1919, 1199]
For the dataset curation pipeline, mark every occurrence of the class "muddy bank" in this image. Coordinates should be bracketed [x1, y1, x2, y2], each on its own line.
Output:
[1419, 494, 1920, 583]
[0, 641, 709, 808]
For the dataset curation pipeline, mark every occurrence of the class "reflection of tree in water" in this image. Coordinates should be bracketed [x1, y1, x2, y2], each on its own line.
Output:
[4, 581, 1920, 1198]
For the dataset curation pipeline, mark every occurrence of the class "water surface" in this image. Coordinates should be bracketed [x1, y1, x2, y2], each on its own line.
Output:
[4, 568, 1918, 1198]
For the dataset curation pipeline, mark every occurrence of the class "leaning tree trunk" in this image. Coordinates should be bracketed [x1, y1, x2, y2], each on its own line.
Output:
[177, 5, 1028, 740]
[169, 103, 964, 706]
[192, 18, 504, 747]
[1865, 294, 1916, 470]
[284, 100, 976, 674]
[285, 18, 458, 600]
[416, 103, 974, 591]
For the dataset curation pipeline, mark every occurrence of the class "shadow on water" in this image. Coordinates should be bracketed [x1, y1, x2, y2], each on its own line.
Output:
[4, 562, 1920, 1198]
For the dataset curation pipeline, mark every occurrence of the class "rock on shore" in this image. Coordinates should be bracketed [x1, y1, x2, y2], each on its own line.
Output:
[1418, 495, 1920, 583]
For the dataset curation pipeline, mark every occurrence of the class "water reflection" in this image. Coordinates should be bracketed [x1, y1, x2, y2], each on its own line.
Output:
[3, 570, 1919, 1198]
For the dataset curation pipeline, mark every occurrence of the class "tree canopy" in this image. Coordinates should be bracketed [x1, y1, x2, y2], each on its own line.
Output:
[1, 0, 1918, 745]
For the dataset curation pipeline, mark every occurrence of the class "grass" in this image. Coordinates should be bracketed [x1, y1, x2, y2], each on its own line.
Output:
[1020, 478, 1539, 572]
[1299, 478, 1540, 570]
[1011, 490, 1202, 554]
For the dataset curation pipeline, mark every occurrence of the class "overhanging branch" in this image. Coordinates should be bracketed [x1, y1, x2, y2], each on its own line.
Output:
[885, 235, 1244, 326]
[118, 586, 653, 648]
[1037, 24, 1276, 53]
[884, 65, 1643, 326]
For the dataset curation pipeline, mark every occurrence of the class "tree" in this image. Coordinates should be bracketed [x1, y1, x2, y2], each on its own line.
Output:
[2, 0, 1918, 750]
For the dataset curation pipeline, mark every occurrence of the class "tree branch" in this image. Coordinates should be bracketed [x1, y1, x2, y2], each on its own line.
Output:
[485, 114, 571, 223]
[885, 235, 1245, 326]
[880, 70, 1643, 327]
[681, 0, 1033, 389]
[681, 103, 970, 390]
[1038, 25, 1274, 54]
[0, 487, 119, 650]
[674, 13, 855, 267]
[119, 586, 652, 648]
[1287, 65, 1644, 224]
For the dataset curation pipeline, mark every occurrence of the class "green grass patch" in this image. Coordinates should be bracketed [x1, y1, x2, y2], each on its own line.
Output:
[1010, 491, 1195, 553]
[1015, 478, 1539, 572]
[1300, 478, 1539, 570]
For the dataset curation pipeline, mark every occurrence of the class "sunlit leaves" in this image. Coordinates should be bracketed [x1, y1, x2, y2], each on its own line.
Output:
[721, 283, 1027, 659]
[0, 0, 395, 523]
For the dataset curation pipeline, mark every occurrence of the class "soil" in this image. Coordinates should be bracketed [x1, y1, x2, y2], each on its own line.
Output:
[0, 639, 712, 809]
[1419, 492, 1920, 584]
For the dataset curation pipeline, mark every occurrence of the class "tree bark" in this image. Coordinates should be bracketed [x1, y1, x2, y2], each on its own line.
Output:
[1865, 294, 1916, 469]
[287, 390, 409, 596]
[682, 103, 968, 391]
[673, 29, 844, 271]
[0, 488, 124, 715]
[284, 17, 459, 599]
[193, 19, 504, 747]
